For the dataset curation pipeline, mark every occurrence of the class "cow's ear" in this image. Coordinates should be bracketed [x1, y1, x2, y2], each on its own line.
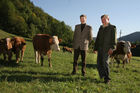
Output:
[49, 38, 53, 44]
[59, 39, 62, 43]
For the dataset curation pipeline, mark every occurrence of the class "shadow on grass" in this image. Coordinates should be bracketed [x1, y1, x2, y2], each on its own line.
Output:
[0, 70, 100, 84]
[132, 58, 140, 61]
[0, 59, 20, 67]
[25, 57, 34, 59]
[70, 61, 97, 69]
[79, 62, 97, 69]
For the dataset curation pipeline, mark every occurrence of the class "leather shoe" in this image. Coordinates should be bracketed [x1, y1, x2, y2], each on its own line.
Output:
[104, 79, 110, 84]
[82, 73, 85, 76]
[71, 71, 76, 75]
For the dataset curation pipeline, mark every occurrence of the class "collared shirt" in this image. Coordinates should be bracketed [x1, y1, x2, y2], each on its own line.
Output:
[102, 23, 109, 28]
[81, 23, 86, 32]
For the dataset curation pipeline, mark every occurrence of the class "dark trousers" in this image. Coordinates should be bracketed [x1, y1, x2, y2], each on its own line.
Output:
[97, 49, 110, 80]
[72, 48, 87, 75]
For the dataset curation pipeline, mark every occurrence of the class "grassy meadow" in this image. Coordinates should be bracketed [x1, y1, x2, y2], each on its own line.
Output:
[0, 30, 140, 93]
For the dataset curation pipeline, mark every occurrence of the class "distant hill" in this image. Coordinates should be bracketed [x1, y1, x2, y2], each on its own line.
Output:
[93, 32, 140, 42]
[118, 32, 140, 42]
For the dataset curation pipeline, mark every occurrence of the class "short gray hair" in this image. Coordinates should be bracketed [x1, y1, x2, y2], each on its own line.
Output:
[80, 14, 87, 19]
[101, 14, 109, 19]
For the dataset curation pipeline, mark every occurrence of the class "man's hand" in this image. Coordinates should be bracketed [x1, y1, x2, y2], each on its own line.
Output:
[108, 48, 113, 55]
[93, 51, 97, 54]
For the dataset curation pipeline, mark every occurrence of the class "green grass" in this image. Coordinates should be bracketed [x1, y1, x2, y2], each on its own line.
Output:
[0, 30, 140, 93]
[0, 29, 16, 39]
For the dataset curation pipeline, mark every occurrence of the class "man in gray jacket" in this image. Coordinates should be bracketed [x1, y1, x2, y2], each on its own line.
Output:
[94, 14, 117, 84]
[72, 14, 93, 76]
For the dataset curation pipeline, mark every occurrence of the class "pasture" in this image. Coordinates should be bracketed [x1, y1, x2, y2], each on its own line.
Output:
[0, 30, 140, 93]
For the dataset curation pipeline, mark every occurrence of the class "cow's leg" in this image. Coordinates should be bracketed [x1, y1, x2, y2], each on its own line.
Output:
[129, 58, 131, 63]
[38, 51, 41, 64]
[116, 59, 120, 68]
[41, 54, 44, 66]
[127, 56, 131, 63]
[3, 53, 6, 62]
[34, 50, 38, 64]
[48, 58, 52, 67]
[126, 58, 129, 64]
[20, 50, 24, 62]
[123, 60, 126, 68]
[35, 51, 40, 64]
[113, 58, 116, 67]
[20, 45, 26, 62]
[109, 57, 114, 67]
[8, 50, 12, 62]
[129, 54, 132, 63]
[122, 61, 125, 68]
[47, 50, 52, 67]
[48, 54, 52, 67]
[16, 50, 20, 63]
[112, 58, 116, 67]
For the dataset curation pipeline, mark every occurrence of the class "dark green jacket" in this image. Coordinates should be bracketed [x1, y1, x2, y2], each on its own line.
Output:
[94, 23, 117, 52]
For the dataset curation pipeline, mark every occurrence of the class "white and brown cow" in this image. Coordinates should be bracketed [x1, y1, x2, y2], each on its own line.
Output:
[11, 37, 26, 63]
[0, 38, 12, 61]
[33, 34, 61, 67]
[110, 41, 135, 67]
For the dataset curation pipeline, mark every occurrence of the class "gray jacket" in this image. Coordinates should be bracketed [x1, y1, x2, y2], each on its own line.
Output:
[73, 24, 93, 50]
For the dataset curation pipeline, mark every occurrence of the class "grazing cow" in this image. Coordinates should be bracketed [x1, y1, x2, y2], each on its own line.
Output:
[110, 41, 134, 67]
[0, 38, 12, 61]
[63, 46, 72, 53]
[11, 37, 26, 63]
[33, 34, 61, 67]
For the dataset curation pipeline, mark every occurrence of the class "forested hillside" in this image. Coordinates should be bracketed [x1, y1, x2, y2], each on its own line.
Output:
[0, 0, 73, 46]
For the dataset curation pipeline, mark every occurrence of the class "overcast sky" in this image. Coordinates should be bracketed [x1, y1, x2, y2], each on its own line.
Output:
[30, 0, 140, 37]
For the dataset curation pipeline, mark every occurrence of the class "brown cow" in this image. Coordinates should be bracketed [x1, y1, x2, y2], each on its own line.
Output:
[11, 37, 26, 63]
[0, 38, 12, 61]
[33, 34, 61, 67]
[63, 46, 72, 53]
[110, 41, 136, 67]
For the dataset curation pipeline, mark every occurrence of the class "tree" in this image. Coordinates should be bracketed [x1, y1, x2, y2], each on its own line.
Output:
[0, 0, 74, 46]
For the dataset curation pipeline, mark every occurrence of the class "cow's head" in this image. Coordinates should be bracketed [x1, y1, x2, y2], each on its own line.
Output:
[6, 38, 13, 50]
[49, 36, 61, 51]
[123, 41, 131, 53]
[0, 38, 12, 51]
[5, 38, 12, 50]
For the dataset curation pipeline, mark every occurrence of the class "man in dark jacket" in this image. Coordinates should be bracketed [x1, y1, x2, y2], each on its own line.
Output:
[94, 14, 117, 83]
[72, 14, 93, 76]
